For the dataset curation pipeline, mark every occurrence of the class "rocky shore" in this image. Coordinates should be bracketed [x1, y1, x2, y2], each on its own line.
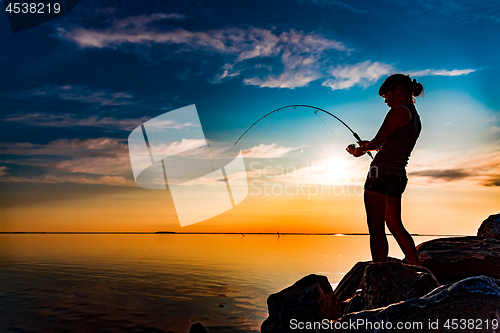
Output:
[260, 213, 500, 333]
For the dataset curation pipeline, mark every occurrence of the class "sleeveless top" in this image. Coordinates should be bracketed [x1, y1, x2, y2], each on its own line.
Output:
[370, 104, 421, 176]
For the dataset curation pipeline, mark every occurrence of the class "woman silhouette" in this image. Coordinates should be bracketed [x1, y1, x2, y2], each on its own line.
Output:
[347, 74, 423, 265]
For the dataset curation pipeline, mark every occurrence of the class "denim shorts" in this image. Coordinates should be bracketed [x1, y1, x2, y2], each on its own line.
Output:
[364, 172, 408, 198]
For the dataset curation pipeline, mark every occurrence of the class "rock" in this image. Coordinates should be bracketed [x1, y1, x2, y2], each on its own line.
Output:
[261, 274, 341, 333]
[334, 258, 432, 314]
[342, 290, 364, 315]
[360, 262, 440, 311]
[417, 236, 500, 284]
[340, 262, 440, 315]
[189, 322, 207, 333]
[333, 257, 401, 303]
[326, 276, 500, 333]
[478, 213, 500, 240]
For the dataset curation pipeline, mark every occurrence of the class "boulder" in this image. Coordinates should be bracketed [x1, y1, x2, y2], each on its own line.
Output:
[360, 262, 440, 311]
[416, 236, 500, 284]
[261, 274, 341, 333]
[478, 213, 500, 240]
[332, 258, 437, 315]
[333, 257, 401, 303]
[189, 322, 207, 333]
[326, 276, 500, 333]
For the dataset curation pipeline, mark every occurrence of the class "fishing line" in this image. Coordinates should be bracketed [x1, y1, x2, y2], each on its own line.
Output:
[128, 104, 371, 277]
[234, 104, 373, 159]
[155, 104, 371, 233]
[313, 110, 345, 147]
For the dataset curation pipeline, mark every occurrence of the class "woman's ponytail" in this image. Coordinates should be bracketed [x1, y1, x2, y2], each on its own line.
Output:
[379, 74, 424, 100]
[412, 78, 424, 97]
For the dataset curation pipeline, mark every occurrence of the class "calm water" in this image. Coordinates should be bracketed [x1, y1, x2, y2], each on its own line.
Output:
[0, 234, 437, 332]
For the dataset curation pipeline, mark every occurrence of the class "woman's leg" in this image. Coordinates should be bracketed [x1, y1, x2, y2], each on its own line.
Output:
[364, 189, 388, 262]
[385, 197, 422, 266]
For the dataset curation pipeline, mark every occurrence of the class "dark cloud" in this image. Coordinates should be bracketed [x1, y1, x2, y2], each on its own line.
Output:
[0, 85, 179, 134]
[410, 166, 500, 187]
[484, 177, 500, 187]
[409, 168, 475, 181]
[0, 138, 134, 186]
[2, 113, 149, 131]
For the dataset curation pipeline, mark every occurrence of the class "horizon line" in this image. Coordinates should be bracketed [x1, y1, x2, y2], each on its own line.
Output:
[0, 231, 468, 237]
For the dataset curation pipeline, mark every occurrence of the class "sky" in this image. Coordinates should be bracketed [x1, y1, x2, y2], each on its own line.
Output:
[0, 0, 499, 234]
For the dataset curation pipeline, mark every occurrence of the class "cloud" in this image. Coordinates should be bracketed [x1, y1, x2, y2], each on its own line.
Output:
[113, 13, 185, 30]
[321, 62, 477, 91]
[3, 84, 194, 130]
[0, 138, 128, 157]
[0, 166, 7, 176]
[405, 68, 476, 77]
[4, 174, 132, 186]
[242, 143, 306, 158]
[244, 65, 322, 89]
[409, 168, 474, 181]
[25, 84, 135, 106]
[211, 63, 241, 84]
[59, 17, 347, 54]
[56, 13, 478, 91]
[150, 139, 208, 157]
[144, 119, 200, 130]
[408, 146, 500, 187]
[409, 166, 500, 187]
[19, 139, 132, 177]
[240, 30, 349, 88]
[322, 61, 393, 91]
[0, 138, 134, 185]
[58, 15, 349, 89]
[56, 157, 131, 176]
[2, 113, 150, 131]
[49, 138, 126, 150]
[484, 176, 500, 187]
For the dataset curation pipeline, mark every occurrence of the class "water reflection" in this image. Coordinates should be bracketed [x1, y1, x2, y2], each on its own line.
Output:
[0, 234, 436, 332]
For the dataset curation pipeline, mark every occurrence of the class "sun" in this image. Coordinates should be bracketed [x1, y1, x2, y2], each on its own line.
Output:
[316, 157, 354, 185]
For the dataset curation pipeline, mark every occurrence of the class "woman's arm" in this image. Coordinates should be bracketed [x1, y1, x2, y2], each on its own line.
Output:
[347, 106, 410, 157]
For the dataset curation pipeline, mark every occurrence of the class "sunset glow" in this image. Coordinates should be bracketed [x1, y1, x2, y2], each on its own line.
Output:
[0, 0, 498, 236]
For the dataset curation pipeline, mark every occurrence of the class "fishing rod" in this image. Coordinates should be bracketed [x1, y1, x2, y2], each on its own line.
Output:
[234, 104, 373, 159]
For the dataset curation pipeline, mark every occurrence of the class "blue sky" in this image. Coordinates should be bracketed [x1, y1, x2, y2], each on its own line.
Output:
[0, 0, 499, 231]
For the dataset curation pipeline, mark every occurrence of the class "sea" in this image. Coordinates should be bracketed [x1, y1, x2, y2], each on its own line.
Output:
[0, 234, 439, 332]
